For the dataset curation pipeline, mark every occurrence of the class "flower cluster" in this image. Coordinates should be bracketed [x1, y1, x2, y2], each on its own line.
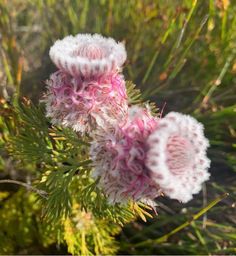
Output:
[44, 34, 128, 134]
[91, 108, 210, 204]
[44, 33, 211, 205]
[146, 112, 210, 203]
[90, 106, 161, 204]
[44, 70, 127, 134]
[49, 33, 126, 78]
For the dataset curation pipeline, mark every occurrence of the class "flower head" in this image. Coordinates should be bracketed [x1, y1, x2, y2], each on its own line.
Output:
[49, 33, 127, 78]
[146, 112, 210, 203]
[43, 70, 128, 134]
[90, 106, 161, 204]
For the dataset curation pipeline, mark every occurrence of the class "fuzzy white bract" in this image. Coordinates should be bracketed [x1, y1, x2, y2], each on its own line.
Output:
[90, 106, 161, 204]
[146, 112, 211, 203]
[43, 70, 128, 135]
[49, 33, 127, 78]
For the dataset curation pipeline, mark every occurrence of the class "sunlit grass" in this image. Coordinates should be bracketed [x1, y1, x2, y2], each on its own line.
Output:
[0, 0, 235, 254]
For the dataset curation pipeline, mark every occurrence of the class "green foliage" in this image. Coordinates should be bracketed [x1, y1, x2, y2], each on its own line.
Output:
[0, 189, 123, 255]
[0, 99, 156, 254]
[63, 203, 121, 255]
[126, 81, 159, 115]
[0, 190, 58, 254]
[0, 0, 236, 255]
[120, 200, 236, 255]
[8, 102, 52, 163]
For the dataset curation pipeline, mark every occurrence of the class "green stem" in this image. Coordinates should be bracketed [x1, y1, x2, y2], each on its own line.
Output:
[133, 193, 229, 248]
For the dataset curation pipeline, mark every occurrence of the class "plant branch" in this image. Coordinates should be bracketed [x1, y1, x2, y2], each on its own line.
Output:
[0, 179, 48, 199]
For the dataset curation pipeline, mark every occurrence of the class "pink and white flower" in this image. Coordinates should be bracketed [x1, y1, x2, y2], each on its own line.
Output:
[49, 33, 127, 78]
[146, 112, 211, 203]
[43, 70, 128, 135]
[90, 106, 161, 204]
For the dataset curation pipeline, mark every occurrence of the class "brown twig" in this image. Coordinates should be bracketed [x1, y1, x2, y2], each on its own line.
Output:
[0, 179, 48, 199]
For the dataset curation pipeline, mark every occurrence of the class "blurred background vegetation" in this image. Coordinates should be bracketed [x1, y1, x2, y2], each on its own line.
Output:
[0, 0, 235, 254]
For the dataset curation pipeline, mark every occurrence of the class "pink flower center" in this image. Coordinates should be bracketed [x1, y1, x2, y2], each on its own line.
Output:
[75, 43, 106, 60]
[166, 135, 194, 175]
